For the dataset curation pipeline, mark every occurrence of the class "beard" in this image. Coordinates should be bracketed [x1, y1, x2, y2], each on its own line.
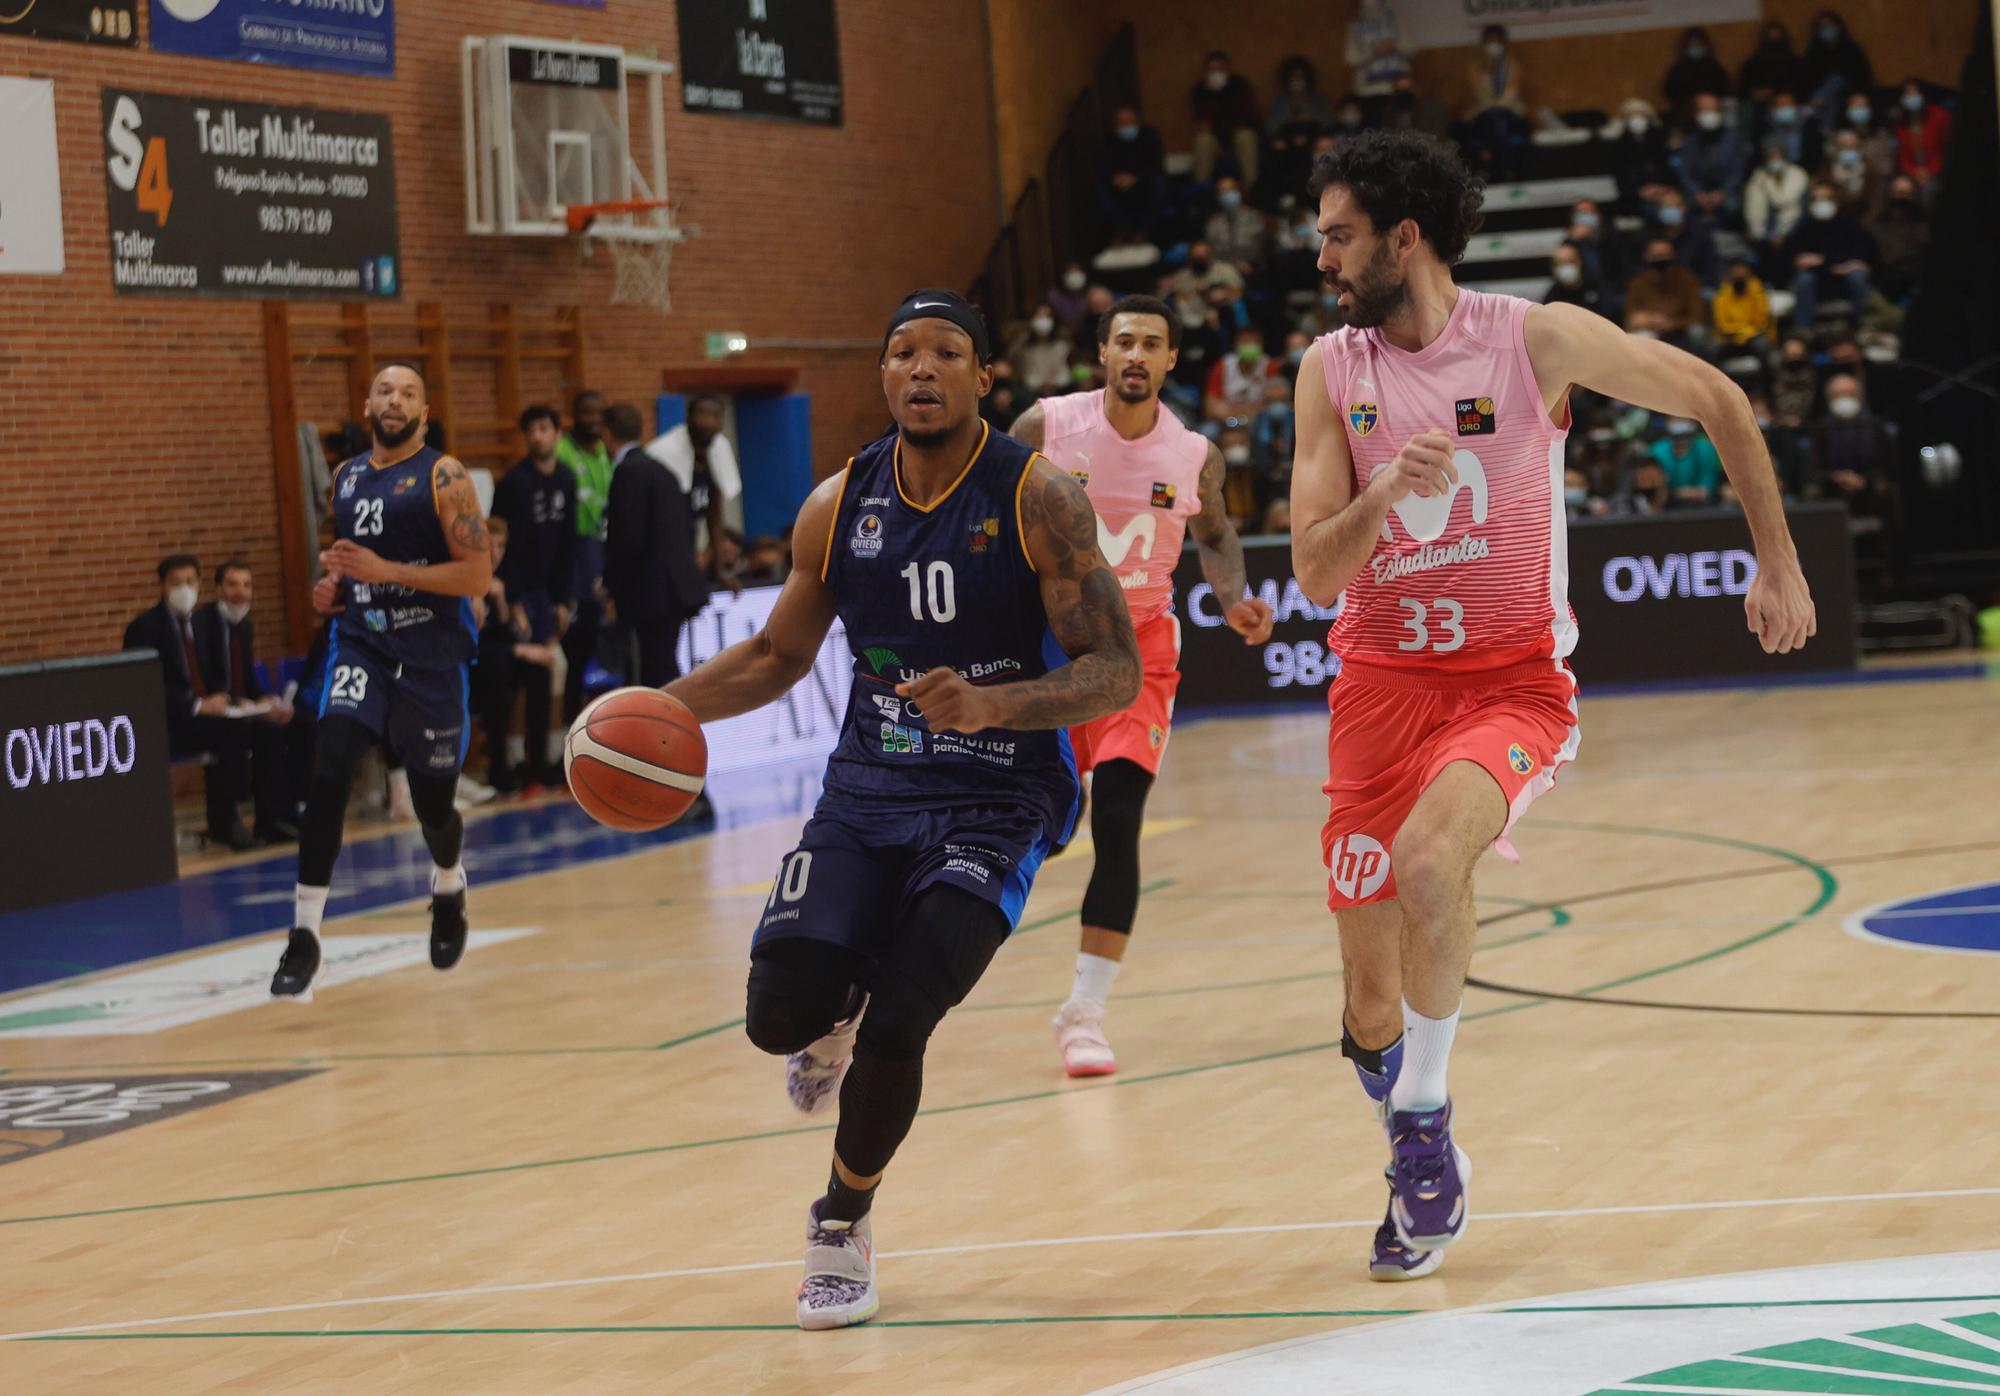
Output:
[370, 411, 421, 448]
[901, 424, 955, 448]
[1111, 371, 1156, 404]
[1331, 240, 1409, 329]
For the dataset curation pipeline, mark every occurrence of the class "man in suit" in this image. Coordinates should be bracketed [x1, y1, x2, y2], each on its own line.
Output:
[121, 555, 260, 850]
[602, 402, 710, 689]
[192, 560, 299, 842]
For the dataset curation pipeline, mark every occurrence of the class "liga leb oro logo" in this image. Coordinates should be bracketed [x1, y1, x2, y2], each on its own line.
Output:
[1348, 402, 1378, 436]
[969, 515, 1000, 553]
[1150, 482, 1178, 509]
[1456, 395, 1496, 435]
[0, 1071, 320, 1167]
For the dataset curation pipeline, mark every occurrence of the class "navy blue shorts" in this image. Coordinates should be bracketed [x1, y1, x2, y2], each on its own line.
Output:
[753, 801, 1057, 955]
[319, 634, 469, 776]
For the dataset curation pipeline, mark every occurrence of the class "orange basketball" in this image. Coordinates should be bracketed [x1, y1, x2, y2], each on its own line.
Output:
[563, 688, 708, 832]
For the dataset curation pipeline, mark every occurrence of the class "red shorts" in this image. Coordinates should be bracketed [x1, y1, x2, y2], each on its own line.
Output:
[1320, 657, 1580, 910]
[1070, 612, 1181, 776]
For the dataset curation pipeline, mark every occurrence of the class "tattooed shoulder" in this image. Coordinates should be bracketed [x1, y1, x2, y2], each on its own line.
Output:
[1023, 459, 1103, 581]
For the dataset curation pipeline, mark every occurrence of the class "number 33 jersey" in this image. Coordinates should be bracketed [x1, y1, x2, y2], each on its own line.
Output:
[1316, 288, 1577, 672]
[817, 423, 1080, 841]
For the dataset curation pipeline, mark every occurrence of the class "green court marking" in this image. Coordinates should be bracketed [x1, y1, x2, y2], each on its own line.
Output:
[654, 1019, 743, 1052]
[21, 1309, 1417, 1340]
[1599, 1306, 2000, 1395]
[0, 1004, 115, 1033]
[1010, 879, 1172, 935]
[1508, 1296, 2000, 1314]
[0, 824, 1832, 1228]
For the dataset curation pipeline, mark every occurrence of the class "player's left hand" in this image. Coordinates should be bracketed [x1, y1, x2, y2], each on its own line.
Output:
[896, 667, 995, 734]
[323, 540, 394, 584]
[1225, 596, 1275, 645]
[1745, 553, 1816, 655]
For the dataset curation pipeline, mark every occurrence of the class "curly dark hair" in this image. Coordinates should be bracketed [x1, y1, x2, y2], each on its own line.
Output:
[1308, 130, 1485, 267]
[1097, 294, 1182, 351]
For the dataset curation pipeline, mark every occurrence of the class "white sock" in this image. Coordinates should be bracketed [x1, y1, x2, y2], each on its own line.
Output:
[432, 862, 465, 895]
[1070, 952, 1121, 1007]
[1389, 999, 1460, 1112]
[294, 884, 329, 935]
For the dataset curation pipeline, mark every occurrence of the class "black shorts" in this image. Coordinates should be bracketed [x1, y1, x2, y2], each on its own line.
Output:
[318, 635, 469, 776]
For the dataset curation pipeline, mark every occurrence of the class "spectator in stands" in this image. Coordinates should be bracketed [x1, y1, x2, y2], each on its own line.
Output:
[1806, 372, 1896, 536]
[1048, 262, 1091, 330]
[1216, 422, 1257, 530]
[1628, 459, 1670, 514]
[740, 535, 789, 586]
[1251, 377, 1294, 521]
[1787, 179, 1875, 327]
[1565, 197, 1635, 298]
[1624, 238, 1708, 351]
[558, 389, 611, 724]
[124, 555, 266, 850]
[1772, 334, 1820, 427]
[1891, 79, 1951, 196]
[472, 519, 558, 794]
[1823, 329, 1873, 397]
[1573, 418, 1644, 512]
[602, 403, 708, 692]
[1679, 92, 1750, 225]
[1296, 285, 1346, 338]
[1205, 176, 1269, 275]
[1461, 24, 1528, 181]
[1204, 324, 1277, 432]
[1713, 257, 1776, 352]
[981, 360, 1027, 432]
[1167, 240, 1246, 323]
[1345, 0, 1410, 108]
[1074, 283, 1117, 360]
[649, 395, 741, 593]
[490, 406, 574, 784]
[1800, 10, 1874, 135]
[1746, 140, 1811, 275]
[1761, 89, 1824, 174]
[1611, 100, 1675, 211]
[192, 558, 296, 841]
[1191, 51, 1262, 185]
[1383, 72, 1447, 140]
[1281, 328, 1313, 372]
[1649, 187, 1722, 288]
[1664, 28, 1731, 125]
[1270, 201, 1325, 296]
[1866, 174, 1929, 303]
[1263, 56, 1334, 202]
[1546, 243, 1607, 317]
[1098, 105, 1167, 243]
[1650, 418, 1723, 507]
[1738, 21, 1802, 111]
[1012, 305, 1076, 395]
[1750, 389, 1810, 496]
[1841, 91, 1898, 183]
[1821, 129, 1881, 222]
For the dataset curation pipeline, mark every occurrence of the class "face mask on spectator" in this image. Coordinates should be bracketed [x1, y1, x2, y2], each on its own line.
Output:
[1552, 262, 1581, 285]
[1485, 41, 1505, 59]
[1685, 42, 1708, 60]
[1030, 314, 1054, 337]
[1696, 110, 1722, 131]
[1902, 92, 1925, 112]
[1766, 157, 1788, 174]
[167, 584, 198, 618]
[1771, 104, 1798, 125]
[1322, 291, 1342, 311]
[1223, 443, 1252, 465]
[219, 599, 250, 625]
[1829, 395, 1862, 419]
[1626, 116, 1649, 136]
[1116, 123, 1139, 141]
[1205, 69, 1228, 91]
[1063, 269, 1086, 291]
[1755, 412, 1773, 429]
[1731, 272, 1749, 291]
[1218, 189, 1242, 210]
[1182, 308, 1208, 329]
[1646, 254, 1674, 270]
[1237, 342, 1263, 363]
[1338, 109, 1363, 129]
[1818, 22, 1840, 43]
[1837, 147, 1862, 167]
[1572, 210, 1599, 230]
[1847, 105, 1870, 125]
[1564, 485, 1589, 507]
[1286, 346, 1307, 367]
[1810, 198, 1837, 220]
[1190, 254, 1213, 273]
[1658, 204, 1685, 227]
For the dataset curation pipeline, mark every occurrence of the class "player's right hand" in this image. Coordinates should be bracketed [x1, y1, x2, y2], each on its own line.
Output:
[1370, 430, 1458, 503]
[311, 571, 343, 616]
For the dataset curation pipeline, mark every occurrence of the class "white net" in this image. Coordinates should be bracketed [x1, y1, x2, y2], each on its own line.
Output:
[603, 232, 675, 314]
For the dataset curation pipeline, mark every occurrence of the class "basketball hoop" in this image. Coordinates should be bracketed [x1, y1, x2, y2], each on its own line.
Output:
[564, 198, 679, 315]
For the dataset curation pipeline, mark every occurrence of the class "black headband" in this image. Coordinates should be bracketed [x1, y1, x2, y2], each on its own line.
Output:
[882, 288, 991, 363]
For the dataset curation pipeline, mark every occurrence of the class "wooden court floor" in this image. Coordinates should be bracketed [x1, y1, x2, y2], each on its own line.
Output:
[2, 667, 1997, 1394]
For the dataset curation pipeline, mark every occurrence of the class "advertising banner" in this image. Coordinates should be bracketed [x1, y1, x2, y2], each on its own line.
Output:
[677, 583, 852, 774]
[0, 0, 136, 45]
[101, 88, 399, 298]
[678, 0, 842, 125]
[148, 0, 393, 78]
[0, 78, 65, 275]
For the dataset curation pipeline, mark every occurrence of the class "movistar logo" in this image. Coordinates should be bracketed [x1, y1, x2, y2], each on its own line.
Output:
[1097, 513, 1157, 566]
[863, 646, 903, 676]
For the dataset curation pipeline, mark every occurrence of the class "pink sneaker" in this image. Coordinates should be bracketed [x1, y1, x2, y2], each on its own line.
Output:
[1053, 998, 1116, 1077]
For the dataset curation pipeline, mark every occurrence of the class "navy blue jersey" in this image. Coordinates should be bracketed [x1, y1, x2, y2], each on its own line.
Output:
[820, 422, 1079, 839]
[329, 445, 476, 666]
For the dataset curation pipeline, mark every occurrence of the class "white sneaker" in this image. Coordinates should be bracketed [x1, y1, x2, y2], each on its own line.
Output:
[786, 994, 868, 1114]
[1053, 997, 1116, 1077]
[797, 1206, 878, 1330]
[453, 775, 496, 811]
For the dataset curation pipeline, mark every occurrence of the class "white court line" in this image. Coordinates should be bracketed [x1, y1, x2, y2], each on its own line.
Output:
[7, 1184, 2000, 1343]
[1730, 1354, 1998, 1391]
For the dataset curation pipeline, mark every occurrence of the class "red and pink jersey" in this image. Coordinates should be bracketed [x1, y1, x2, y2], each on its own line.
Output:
[1316, 288, 1577, 672]
[1038, 389, 1208, 625]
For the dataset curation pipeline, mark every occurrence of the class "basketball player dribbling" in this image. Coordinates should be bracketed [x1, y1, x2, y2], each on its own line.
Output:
[660, 290, 1140, 1329]
[271, 363, 492, 999]
[1011, 294, 1274, 1076]
[1291, 133, 1816, 1279]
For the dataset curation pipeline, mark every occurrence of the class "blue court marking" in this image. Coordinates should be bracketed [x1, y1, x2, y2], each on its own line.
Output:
[0, 761, 826, 999]
[1845, 880, 2000, 957]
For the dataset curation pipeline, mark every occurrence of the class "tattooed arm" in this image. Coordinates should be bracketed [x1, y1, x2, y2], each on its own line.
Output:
[1188, 439, 1274, 643]
[321, 456, 495, 598]
[898, 457, 1140, 733]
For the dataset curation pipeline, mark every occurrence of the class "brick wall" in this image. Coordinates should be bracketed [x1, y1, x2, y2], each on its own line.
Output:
[0, 1, 998, 667]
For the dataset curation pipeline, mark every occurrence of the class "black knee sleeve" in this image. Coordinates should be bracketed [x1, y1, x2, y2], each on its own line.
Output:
[744, 938, 865, 1056]
[1079, 759, 1154, 935]
[407, 772, 463, 869]
[297, 716, 374, 886]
